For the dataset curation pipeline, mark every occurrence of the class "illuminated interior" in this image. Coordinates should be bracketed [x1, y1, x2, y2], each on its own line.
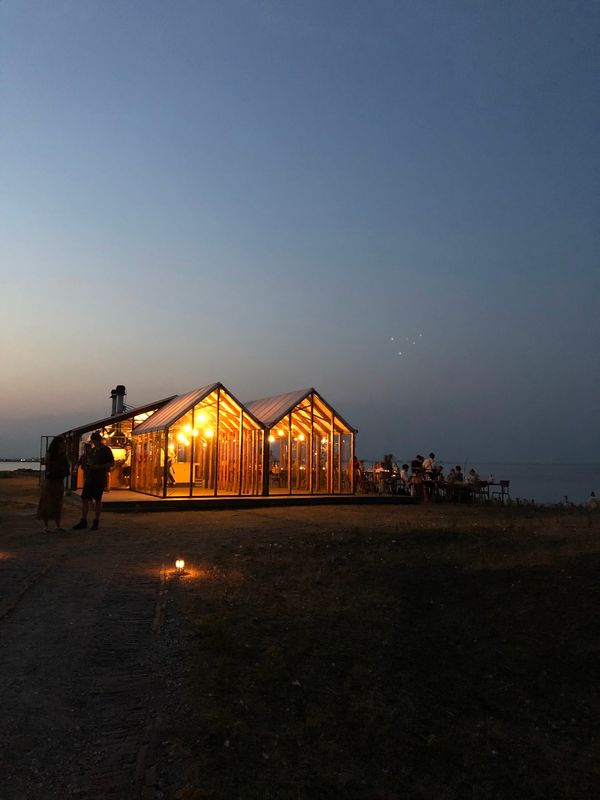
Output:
[131, 384, 264, 497]
[260, 391, 354, 495]
[64, 406, 164, 491]
[60, 384, 355, 498]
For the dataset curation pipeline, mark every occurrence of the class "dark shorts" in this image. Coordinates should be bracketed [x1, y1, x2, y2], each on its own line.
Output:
[82, 480, 105, 502]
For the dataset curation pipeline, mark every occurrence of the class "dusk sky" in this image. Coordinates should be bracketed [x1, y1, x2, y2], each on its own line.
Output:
[1, 0, 598, 463]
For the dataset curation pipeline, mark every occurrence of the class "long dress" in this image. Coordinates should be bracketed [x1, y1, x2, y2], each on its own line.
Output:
[37, 454, 70, 522]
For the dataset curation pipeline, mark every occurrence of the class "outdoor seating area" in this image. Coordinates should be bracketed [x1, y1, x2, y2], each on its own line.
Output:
[355, 453, 510, 504]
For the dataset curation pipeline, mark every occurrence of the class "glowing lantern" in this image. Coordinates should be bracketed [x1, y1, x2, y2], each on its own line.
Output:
[205, 428, 214, 438]
[278, 429, 285, 437]
[175, 559, 185, 570]
[268, 435, 275, 443]
[298, 433, 305, 441]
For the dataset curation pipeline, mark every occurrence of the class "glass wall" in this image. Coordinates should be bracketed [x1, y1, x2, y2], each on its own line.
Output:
[267, 392, 354, 495]
[214, 390, 242, 496]
[141, 386, 264, 498]
[166, 409, 194, 497]
[131, 431, 165, 496]
[242, 413, 264, 495]
[191, 388, 224, 497]
[268, 419, 290, 494]
[341, 433, 352, 492]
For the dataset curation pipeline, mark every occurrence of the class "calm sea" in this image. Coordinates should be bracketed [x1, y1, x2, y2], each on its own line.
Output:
[465, 462, 600, 506]
[0, 462, 40, 473]
[1, 460, 598, 506]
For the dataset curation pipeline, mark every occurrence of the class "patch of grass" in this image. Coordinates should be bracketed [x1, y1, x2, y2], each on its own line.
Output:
[160, 506, 600, 799]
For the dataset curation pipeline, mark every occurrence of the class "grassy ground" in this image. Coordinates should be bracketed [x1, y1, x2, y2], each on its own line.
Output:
[155, 503, 600, 800]
[1, 475, 598, 799]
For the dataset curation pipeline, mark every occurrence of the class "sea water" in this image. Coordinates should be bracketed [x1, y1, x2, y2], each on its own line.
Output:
[0, 462, 40, 472]
[469, 462, 600, 506]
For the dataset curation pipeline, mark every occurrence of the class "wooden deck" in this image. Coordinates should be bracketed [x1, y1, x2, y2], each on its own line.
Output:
[64, 489, 417, 513]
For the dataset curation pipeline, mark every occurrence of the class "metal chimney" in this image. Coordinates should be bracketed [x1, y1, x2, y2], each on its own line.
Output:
[110, 388, 118, 416]
[115, 385, 126, 414]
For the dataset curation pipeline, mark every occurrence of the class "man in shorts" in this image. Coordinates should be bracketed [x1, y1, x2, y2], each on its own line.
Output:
[72, 431, 115, 530]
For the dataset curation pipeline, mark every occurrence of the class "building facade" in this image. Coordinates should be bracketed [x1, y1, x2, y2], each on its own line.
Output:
[60, 383, 356, 498]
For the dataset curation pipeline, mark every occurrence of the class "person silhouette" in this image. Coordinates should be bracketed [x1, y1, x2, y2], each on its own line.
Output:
[72, 431, 114, 530]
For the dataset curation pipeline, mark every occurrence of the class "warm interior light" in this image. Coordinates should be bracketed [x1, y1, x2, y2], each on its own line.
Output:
[192, 429, 198, 436]
[197, 412, 207, 424]
[175, 559, 185, 570]
[205, 428, 214, 438]
[177, 433, 185, 443]
[268, 435, 275, 443]
[184, 424, 192, 433]
[202, 441, 208, 448]
[278, 429, 285, 437]
[298, 433, 305, 441]
[321, 437, 328, 444]
[109, 447, 127, 462]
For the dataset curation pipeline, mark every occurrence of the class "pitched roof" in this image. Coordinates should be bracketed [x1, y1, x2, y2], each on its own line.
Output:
[59, 396, 176, 436]
[133, 384, 219, 434]
[244, 388, 312, 428]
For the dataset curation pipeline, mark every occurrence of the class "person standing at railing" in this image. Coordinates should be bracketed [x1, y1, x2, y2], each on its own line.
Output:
[399, 464, 410, 493]
[422, 452, 437, 479]
[466, 468, 480, 484]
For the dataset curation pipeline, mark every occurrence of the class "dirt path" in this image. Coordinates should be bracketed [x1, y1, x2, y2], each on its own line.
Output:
[0, 478, 169, 799]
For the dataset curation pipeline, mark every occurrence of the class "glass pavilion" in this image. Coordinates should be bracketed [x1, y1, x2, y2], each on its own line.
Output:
[62, 383, 356, 498]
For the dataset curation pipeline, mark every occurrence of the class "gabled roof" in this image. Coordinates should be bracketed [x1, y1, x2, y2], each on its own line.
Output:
[59, 396, 177, 437]
[244, 388, 313, 428]
[245, 387, 357, 433]
[133, 384, 219, 435]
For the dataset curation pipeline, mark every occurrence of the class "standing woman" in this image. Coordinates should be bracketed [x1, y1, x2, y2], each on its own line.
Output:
[37, 436, 70, 533]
